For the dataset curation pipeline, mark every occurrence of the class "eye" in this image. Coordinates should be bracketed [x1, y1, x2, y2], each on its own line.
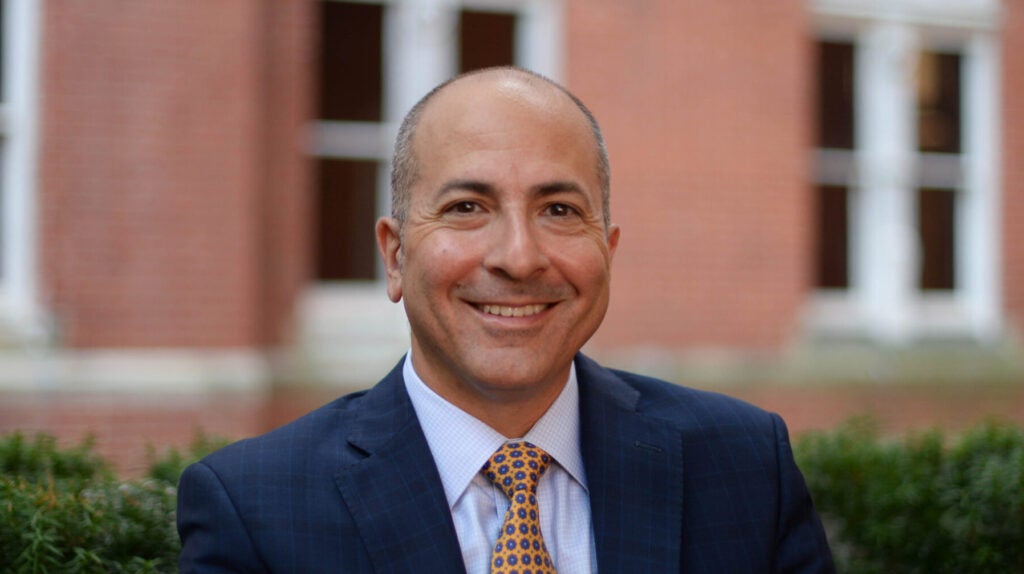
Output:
[448, 200, 481, 214]
[544, 203, 579, 217]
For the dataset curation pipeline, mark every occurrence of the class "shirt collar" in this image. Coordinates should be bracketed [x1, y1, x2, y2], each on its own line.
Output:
[403, 351, 587, 510]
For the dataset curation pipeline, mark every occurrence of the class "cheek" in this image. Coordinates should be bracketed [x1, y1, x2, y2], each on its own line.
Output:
[557, 239, 614, 283]
[412, 238, 480, 289]
[553, 262, 611, 302]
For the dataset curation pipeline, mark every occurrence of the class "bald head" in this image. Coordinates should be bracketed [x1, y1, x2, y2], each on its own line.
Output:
[390, 67, 610, 229]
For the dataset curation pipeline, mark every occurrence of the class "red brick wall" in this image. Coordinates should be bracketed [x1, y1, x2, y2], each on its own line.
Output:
[566, 0, 812, 350]
[31, 0, 1018, 355]
[251, 0, 316, 346]
[38, 0, 313, 348]
[1004, 1, 1024, 338]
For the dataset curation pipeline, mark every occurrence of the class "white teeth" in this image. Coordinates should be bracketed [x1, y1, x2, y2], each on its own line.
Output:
[479, 304, 548, 318]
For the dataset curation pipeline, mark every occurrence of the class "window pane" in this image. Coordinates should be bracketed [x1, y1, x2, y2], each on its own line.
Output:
[816, 185, 849, 289]
[319, 2, 383, 122]
[316, 159, 379, 280]
[917, 51, 961, 154]
[459, 10, 517, 73]
[816, 41, 854, 150]
[918, 188, 956, 291]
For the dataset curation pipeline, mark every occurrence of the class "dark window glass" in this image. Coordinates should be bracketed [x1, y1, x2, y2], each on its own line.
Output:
[316, 159, 378, 280]
[816, 41, 855, 150]
[917, 51, 961, 153]
[319, 2, 383, 122]
[918, 188, 956, 291]
[459, 10, 517, 73]
[816, 185, 850, 289]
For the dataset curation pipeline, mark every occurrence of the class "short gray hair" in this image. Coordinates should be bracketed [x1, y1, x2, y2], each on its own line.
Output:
[389, 67, 611, 229]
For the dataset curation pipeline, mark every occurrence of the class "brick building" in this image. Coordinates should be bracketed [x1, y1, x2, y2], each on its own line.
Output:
[1, 0, 1022, 471]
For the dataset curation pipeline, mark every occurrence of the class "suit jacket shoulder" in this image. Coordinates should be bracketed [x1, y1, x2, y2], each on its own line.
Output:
[574, 354, 834, 574]
[177, 359, 466, 574]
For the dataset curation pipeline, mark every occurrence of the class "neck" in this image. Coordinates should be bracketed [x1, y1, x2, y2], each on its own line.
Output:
[443, 378, 566, 438]
[407, 354, 570, 438]
[479, 403, 549, 438]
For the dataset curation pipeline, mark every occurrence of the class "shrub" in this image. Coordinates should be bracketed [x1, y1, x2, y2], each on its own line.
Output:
[0, 433, 110, 483]
[0, 432, 227, 573]
[795, 417, 1024, 574]
[0, 476, 178, 573]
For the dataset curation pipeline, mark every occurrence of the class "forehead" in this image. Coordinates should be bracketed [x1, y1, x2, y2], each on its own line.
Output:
[411, 74, 599, 192]
[422, 73, 581, 129]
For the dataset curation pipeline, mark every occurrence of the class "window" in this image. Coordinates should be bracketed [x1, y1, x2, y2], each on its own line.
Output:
[316, 158, 379, 280]
[814, 41, 854, 290]
[810, 0, 1001, 342]
[916, 50, 962, 293]
[301, 0, 562, 381]
[314, 1, 384, 280]
[311, 0, 553, 282]
[458, 9, 517, 73]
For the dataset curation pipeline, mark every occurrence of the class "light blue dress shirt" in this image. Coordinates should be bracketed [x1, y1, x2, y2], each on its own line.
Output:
[403, 353, 597, 574]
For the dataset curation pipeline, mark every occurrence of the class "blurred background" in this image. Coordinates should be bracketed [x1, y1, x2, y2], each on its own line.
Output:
[0, 0, 1022, 476]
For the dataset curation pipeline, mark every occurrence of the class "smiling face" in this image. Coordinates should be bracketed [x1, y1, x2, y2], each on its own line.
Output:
[376, 71, 619, 430]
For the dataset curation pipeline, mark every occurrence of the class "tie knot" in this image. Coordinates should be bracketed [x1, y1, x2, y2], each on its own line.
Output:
[482, 441, 552, 499]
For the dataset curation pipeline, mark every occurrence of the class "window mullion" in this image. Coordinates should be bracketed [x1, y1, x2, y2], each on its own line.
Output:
[960, 32, 1001, 340]
[855, 21, 917, 342]
[384, 0, 457, 126]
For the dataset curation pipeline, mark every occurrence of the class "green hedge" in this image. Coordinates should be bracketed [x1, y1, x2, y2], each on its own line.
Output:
[1, 421, 1021, 573]
[794, 417, 1024, 573]
[0, 433, 225, 574]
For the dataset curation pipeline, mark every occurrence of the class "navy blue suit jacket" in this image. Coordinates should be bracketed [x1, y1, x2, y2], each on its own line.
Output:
[177, 354, 834, 573]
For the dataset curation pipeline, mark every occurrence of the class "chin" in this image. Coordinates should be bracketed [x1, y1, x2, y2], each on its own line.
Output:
[467, 356, 568, 393]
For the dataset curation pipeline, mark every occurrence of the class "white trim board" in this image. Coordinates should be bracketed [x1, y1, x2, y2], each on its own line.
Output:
[0, 348, 272, 393]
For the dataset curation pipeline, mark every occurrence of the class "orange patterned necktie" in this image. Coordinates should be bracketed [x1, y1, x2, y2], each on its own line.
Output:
[482, 441, 558, 574]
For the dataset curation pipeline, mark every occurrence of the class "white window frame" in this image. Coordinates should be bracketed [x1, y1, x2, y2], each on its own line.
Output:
[808, 0, 1002, 344]
[300, 0, 563, 383]
[0, 0, 42, 339]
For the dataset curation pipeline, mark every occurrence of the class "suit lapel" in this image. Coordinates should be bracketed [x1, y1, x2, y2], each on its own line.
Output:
[333, 359, 467, 574]
[577, 354, 683, 572]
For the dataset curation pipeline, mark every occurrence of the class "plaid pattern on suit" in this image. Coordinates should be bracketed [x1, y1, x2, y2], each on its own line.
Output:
[177, 354, 834, 573]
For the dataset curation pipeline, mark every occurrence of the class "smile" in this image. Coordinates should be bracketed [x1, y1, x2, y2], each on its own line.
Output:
[477, 303, 549, 318]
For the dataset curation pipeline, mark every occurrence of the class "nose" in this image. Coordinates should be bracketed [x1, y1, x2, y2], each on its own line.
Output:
[482, 213, 551, 280]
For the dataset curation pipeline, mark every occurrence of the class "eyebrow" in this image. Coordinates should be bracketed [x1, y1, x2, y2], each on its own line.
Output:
[435, 179, 593, 207]
[436, 179, 495, 199]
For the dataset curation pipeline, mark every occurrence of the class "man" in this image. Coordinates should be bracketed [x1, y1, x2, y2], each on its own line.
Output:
[177, 67, 835, 573]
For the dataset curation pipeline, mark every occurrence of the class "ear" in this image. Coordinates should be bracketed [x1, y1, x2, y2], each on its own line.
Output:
[606, 223, 621, 262]
[376, 217, 403, 302]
